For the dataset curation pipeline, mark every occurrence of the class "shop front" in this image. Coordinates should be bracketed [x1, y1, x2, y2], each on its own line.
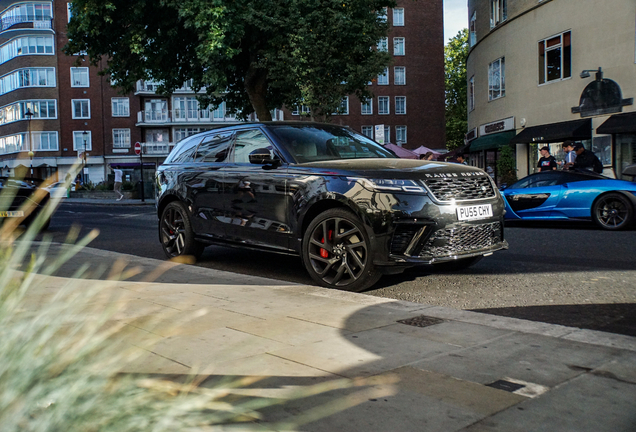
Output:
[596, 111, 636, 180]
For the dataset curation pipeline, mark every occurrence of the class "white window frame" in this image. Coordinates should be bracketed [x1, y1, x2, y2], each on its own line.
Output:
[361, 126, 374, 139]
[393, 37, 405, 56]
[111, 97, 130, 117]
[395, 96, 406, 115]
[395, 126, 407, 144]
[384, 126, 390, 143]
[377, 67, 389, 85]
[113, 128, 131, 148]
[394, 66, 406, 85]
[335, 97, 349, 115]
[377, 37, 388, 52]
[393, 8, 404, 26]
[378, 96, 390, 115]
[490, 0, 507, 28]
[32, 131, 59, 151]
[488, 57, 505, 101]
[361, 99, 373, 115]
[70, 67, 89, 87]
[73, 131, 92, 151]
[72, 99, 90, 119]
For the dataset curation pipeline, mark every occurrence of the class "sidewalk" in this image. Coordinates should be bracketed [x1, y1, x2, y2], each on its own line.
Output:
[27, 245, 636, 431]
[61, 197, 156, 206]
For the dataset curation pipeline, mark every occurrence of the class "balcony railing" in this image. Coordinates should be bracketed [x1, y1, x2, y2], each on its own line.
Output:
[142, 142, 173, 155]
[137, 110, 238, 124]
[0, 16, 52, 32]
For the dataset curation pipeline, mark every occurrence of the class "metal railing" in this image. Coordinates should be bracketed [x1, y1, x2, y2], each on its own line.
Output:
[0, 17, 52, 32]
[141, 142, 174, 155]
[137, 110, 237, 124]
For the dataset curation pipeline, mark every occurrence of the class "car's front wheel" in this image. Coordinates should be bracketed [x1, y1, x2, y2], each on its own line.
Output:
[160, 201, 204, 259]
[302, 208, 381, 292]
[592, 193, 633, 230]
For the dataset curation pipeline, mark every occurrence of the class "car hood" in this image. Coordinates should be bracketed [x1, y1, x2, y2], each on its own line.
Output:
[295, 159, 488, 180]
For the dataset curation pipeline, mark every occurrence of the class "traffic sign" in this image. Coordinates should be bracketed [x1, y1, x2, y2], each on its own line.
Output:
[134, 142, 142, 155]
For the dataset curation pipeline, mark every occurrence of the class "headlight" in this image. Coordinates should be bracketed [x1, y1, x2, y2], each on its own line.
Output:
[351, 178, 426, 193]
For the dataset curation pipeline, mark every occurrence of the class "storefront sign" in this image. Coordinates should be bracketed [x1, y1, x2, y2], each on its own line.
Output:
[479, 117, 515, 136]
[465, 128, 477, 142]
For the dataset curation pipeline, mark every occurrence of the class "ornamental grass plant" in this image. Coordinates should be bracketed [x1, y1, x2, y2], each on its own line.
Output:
[0, 170, 394, 431]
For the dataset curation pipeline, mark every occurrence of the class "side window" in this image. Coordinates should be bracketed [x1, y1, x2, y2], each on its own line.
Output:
[232, 129, 273, 163]
[195, 132, 233, 162]
[168, 136, 202, 163]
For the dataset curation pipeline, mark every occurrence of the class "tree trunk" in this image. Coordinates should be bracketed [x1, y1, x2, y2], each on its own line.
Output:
[245, 62, 272, 121]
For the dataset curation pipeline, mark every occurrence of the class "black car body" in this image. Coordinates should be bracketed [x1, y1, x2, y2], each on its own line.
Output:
[0, 177, 51, 229]
[156, 122, 508, 291]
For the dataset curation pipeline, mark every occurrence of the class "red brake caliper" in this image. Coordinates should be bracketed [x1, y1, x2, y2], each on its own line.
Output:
[320, 230, 333, 258]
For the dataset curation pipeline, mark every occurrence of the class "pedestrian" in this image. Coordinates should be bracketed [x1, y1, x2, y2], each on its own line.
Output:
[110, 165, 124, 201]
[561, 140, 576, 170]
[572, 143, 604, 174]
[420, 151, 435, 161]
[537, 146, 557, 171]
[456, 153, 468, 165]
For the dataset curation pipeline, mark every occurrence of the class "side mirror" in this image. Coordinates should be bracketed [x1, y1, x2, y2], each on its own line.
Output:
[249, 148, 276, 165]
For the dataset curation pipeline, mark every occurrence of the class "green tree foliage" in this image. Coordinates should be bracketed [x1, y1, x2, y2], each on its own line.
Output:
[497, 145, 518, 187]
[65, 0, 396, 121]
[444, 28, 468, 150]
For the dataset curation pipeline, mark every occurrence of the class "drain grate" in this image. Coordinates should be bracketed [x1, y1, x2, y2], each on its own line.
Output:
[486, 379, 526, 393]
[397, 315, 444, 328]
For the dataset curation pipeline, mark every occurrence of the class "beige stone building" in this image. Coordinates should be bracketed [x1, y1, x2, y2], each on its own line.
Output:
[465, 0, 636, 181]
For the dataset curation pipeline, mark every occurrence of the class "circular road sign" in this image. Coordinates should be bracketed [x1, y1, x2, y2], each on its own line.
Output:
[134, 142, 142, 155]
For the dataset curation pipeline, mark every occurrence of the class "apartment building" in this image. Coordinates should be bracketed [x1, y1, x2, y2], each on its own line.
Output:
[466, 0, 636, 180]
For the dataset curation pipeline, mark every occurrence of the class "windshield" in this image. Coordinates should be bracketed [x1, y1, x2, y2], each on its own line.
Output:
[267, 124, 396, 163]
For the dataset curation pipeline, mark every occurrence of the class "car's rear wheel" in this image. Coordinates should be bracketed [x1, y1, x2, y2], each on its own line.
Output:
[592, 193, 633, 230]
[160, 201, 204, 259]
[302, 208, 381, 292]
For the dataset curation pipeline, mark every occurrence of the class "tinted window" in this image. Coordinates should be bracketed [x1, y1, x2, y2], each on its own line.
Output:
[232, 129, 273, 163]
[195, 132, 233, 163]
[166, 135, 203, 163]
[267, 124, 395, 163]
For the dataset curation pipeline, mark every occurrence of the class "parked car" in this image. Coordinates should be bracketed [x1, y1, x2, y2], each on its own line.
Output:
[0, 177, 52, 230]
[156, 122, 508, 292]
[501, 170, 636, 230]
[44, 181, 68, 203]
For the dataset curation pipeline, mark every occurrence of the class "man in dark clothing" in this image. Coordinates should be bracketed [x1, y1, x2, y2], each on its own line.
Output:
[537, 146, 557, 171]
[572, 143, 604, 173]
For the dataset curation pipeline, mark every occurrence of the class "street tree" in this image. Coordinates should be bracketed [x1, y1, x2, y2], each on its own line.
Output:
[444, 28, 468, 150]
[65, 0, 396, 121]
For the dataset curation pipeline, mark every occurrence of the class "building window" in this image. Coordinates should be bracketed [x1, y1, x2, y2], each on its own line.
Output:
[0, 35, 54, 65]
[72, 99, 90, 119]
[378, 96, 390, 114]
[111, 98, 130, 117]
[146, 129, 169, 144]
[334, 97, 349, 115]
[395, 96, 406, 114]
[361, 126, 374, 139]
[377, 67, 389, 85]
[395, 126, 407, 144]
[490, 0, 507, 28]
[32, 132, 58, 151]
[70, 67, 89, 87]
[67, 2, 72, 22]
[0, 68, 55, 95]
[470, 12, 477, 47]
[488, 57, 505, 101]
[113, 129, 131, 148]
[539, 31, 571, 84]
[291, 105, 310, 116]
[394, 66, 406, 85]
[361, 99, 373, 115]
[393, 37, 405, 56]
[384, 126, 390, 143]
[469, 76, 475, 111]
[393, 8, 404, 26]
[73, 131, 92, 151]
[377, 37, 388, 52]
[0, 100, 56, 126]
[378, 7, 388, 22]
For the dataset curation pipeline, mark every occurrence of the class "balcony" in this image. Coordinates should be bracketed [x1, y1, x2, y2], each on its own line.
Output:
[0, 16, 52, 32]
[137, 110, 239, 125]
[142, 142, 173, 155]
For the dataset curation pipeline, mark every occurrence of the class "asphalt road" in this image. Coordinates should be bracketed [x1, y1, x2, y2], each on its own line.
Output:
[41, 202, 636, 336]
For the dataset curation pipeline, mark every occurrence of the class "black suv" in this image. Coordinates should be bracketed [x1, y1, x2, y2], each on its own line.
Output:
[156, 122, 508, 291]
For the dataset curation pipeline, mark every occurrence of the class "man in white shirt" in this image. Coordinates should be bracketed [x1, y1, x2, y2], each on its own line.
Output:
[110, 165, 124, 201]
[561, 140, 576, 170]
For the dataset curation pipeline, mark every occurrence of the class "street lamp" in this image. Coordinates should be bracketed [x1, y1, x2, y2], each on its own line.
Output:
[25, 108, 33, 179]
[580, 67, 603, 81]
[82, 131, 88, 185]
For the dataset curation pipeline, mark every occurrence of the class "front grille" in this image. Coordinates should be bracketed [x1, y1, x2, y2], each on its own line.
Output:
[422, 176, 495, 201]
[419, 222, 502, 258]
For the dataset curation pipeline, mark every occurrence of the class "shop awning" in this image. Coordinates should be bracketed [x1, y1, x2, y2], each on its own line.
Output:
[468, 131, 516, 152]
[509, 119, 592, 144]
[596, 112, 636, 134]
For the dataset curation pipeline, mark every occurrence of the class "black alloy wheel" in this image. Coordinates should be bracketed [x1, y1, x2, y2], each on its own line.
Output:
[302, 208, 380, 292]
[160, 201, 204, 259]
[592, 193, 633, 230]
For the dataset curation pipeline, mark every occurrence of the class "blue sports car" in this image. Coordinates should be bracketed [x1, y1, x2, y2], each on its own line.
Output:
[501, 170, 636, 230]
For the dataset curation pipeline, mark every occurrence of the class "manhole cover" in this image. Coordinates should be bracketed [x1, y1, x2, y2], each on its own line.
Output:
[397, 315, 444, 328]
[486, 379, 526, 393]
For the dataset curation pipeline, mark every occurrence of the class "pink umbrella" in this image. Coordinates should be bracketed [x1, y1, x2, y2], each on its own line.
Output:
[412, 145, 442, 156]
[383, 143, 419, 159]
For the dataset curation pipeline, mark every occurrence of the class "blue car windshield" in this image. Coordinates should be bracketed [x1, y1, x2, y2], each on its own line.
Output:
[267, 124, 396, 163]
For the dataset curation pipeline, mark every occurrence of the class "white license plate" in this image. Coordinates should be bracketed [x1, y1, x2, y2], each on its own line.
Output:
[0, 211, 24, 218]
[456, 204, 493, 221]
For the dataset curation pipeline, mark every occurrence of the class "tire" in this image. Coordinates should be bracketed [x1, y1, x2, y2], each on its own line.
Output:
[592, 193, 633, 230]
[302, 208, 381, 292]
[432, 256, 482, 272]
[159, 201, 205, 259]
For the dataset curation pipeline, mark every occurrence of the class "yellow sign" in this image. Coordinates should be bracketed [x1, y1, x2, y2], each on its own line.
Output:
[0, 211, 24, 217]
